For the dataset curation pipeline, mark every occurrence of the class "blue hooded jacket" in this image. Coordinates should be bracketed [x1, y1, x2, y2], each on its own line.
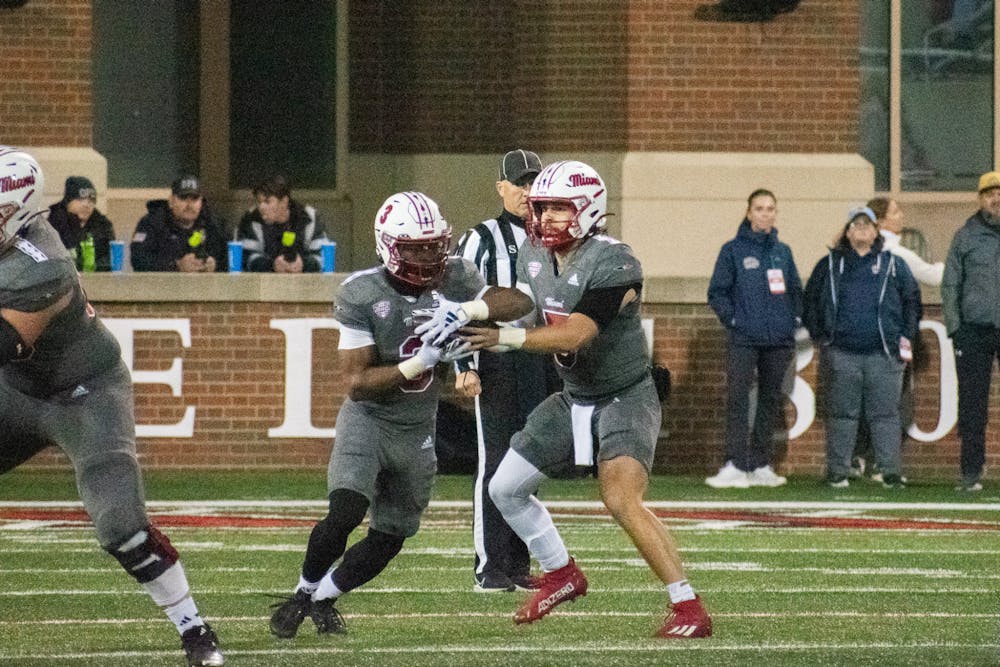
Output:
[707, 219, 803, 347]
[802, 236, 921, 360]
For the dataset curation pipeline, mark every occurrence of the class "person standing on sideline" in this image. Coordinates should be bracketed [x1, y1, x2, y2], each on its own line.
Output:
[705, 189, 802, 488]
[804, 206, 921, 489]
[0, 147, 224, 666]
[851, 196, 941, 481]
[449, 161, 712, 638]
[453, 149, 559, 592]
[267, 192, 533, 638]
[941, 171, 1000, 492]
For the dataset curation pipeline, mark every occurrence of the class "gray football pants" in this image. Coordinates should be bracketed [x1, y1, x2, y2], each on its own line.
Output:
[0, 363, 149, 547]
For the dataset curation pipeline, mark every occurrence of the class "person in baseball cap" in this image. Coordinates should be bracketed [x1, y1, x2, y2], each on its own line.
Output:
[941, 169, 1000, 492]
[451, 147, 556, 594]
[499, 149, 542, 187]
[171, 175, 202, 198]
[977, 171, 1000, 194]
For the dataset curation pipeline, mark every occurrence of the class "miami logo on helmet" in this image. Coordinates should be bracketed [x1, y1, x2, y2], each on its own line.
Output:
[569, 173, 600, 187]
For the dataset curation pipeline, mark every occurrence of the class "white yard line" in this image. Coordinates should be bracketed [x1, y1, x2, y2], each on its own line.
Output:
[2, 499, 1000, 511]
[0, 586, 996, 597]
[0, 641, 996, 662]
[1, 610, 997, 627]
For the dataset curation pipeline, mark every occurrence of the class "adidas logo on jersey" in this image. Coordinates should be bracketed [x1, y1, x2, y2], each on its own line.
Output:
[421, 436, 434, 450]
[567, 273, 580, 286]
[70, 385, 90, 398]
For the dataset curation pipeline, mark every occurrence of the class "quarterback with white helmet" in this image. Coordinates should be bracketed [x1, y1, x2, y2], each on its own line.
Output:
[461, 161, 713, 638]
[0, 147, 225, 666]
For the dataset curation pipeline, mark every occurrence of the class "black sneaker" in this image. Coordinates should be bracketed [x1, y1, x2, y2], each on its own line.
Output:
[881, 474, 906, 489]
[509, 573, 540, 591]
[311, 597, 347, 634]
[473, 572, 515, 593]
[269, 589, 312, 638]
[180, 623, 224, 666]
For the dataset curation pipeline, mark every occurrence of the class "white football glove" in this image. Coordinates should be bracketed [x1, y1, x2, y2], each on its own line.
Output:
[415, 298, 478, 346]
[397, 340, 444, 380]
[415, 340, 443, 368]
[440, 337, 474, 363]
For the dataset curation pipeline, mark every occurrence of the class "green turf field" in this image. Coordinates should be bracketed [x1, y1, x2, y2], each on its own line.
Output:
[1, 470, 998, 666]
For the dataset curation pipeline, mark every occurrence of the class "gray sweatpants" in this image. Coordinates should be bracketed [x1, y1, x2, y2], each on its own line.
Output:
[824, 347, 905, 479]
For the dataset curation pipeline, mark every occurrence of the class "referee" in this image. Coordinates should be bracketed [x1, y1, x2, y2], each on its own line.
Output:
[455, 149, 559, 592]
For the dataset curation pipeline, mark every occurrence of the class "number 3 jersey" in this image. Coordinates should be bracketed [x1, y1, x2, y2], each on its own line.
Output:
[333, 257, 486, 424]
[516, 235, 648, 399]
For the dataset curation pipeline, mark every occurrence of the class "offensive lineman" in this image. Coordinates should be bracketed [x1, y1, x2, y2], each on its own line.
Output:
[268, 192, 532, 638]
[426, 161, 713, 637]
[0, 147, 224, 666]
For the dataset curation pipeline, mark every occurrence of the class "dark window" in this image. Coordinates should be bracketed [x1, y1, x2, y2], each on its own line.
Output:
[229, 2, 337, 189]
[93, 1, 200, 187]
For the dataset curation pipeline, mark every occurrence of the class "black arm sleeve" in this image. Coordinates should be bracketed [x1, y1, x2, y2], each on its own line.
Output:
[572, 283, 642, 331]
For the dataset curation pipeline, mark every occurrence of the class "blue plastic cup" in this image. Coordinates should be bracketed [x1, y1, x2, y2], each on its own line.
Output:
[228, 241, 243, 273]
[109, 240, 125, 272]
[321, 241, 336, 273]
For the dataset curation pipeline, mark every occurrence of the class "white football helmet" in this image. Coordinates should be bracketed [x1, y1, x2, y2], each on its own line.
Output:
[374, 191, 452, 287]
[527, 160, 607, 250]
[0, 146, 44, 247]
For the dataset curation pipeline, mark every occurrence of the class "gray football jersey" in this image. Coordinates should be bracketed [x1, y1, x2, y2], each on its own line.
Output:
[334, 257, 487, 424]
[0, 220, 122, 396]
[517, 235, 647, 398]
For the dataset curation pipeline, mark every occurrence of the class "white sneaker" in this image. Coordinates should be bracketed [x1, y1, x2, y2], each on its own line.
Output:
[747, 465, 787, 487]
[705, 462, 750, 488]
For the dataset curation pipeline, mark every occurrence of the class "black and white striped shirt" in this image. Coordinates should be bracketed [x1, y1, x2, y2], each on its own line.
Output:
[455, 210, 529, 288]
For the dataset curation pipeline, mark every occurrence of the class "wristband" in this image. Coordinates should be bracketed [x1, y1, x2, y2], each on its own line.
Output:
[397, 356, 429, 380]
[497, 327, 527, 349]
[460, 299, 489, 321]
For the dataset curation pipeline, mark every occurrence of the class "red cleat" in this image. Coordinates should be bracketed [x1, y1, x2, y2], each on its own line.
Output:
[655, 596, 712, 638]
[513, 558, 588, 624]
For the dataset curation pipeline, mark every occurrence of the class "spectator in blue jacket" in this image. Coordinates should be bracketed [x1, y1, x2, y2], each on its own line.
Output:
[803, 205, 921, 489]
[706, 189, 803, 488]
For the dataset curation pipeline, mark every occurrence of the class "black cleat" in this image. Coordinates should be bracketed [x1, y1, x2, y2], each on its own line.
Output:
[473, 572, 515, 593]
[181, 623, 224, 666]
[311, 597, 347, 634]
[269, 590, 313, 638]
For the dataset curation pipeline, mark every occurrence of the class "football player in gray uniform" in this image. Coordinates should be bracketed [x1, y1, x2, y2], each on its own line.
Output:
[0, 147, 224, 666]
[458, 161, 712, 638]
[268, 191, 532, 639]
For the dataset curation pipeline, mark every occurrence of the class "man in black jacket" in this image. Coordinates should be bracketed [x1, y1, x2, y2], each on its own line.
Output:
[130, 175, 228, 272]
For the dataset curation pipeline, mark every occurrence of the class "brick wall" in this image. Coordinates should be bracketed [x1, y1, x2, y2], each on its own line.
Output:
[0, 0, 93, 146]
[24, 300, 996, 481]
[350, 1, 859, 153]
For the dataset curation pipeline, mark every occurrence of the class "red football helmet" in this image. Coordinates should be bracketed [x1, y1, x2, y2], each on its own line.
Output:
[374, 191, 452, 287]
[527, 160, 607, 250]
